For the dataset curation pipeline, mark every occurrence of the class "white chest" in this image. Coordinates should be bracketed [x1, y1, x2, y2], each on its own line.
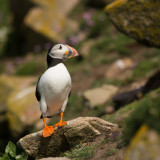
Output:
[38, 63, 71, 106]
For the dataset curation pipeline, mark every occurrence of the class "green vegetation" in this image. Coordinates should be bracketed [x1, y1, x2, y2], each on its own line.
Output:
[62, 143, 95, 159]
[101, 134, 122, 145]
[106, 148, 117, 156]
[102, 99, 139, 124]
[90, 33, 135, 56]
[101, 138, 111, 144]
[87, 11, 110, 38]
[123, 89, 160, 144]
[102, 88, 160, 148]
[15, 61, 46, 76]
[0, 0, 10, 27]
[103, 89, 160, 146]
[103, 89, 160, 135]
[91, 77, 128, 88]
[132, 58, 160, 78]
[0, 141, 28, 160]
[0, 0, 11, 56]
[143, 48, 160, 58]
[0, 65, 5, 74]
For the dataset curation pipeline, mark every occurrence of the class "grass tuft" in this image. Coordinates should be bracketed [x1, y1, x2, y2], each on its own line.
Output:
[62, 143, 95, 159]
[106, 148, 117, 156]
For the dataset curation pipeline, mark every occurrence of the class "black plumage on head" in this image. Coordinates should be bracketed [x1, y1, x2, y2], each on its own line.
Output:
[47, 43, 58, 54]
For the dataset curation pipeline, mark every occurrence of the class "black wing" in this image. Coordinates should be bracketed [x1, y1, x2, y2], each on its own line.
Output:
[35, 76, 41, 101]
[69, 90, 72, 98]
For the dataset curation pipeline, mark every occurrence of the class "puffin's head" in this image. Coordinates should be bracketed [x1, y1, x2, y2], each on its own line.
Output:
[47, 43, 79, 60]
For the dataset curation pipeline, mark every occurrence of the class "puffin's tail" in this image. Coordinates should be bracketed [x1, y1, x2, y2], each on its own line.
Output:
[40, 113, 58, 119]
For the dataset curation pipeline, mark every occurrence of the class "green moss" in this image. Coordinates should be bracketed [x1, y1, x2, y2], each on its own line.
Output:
[102, 98, 140, 124]
[123, 89, 160, 144]
[62, 143, 95, 159]
[15, 61, 46, 76]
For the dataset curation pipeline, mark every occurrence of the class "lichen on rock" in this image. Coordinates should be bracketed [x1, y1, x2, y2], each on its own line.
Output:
[124, 125, 160, 160]
[0, 75, 41, 137]
[105, 0, 160, 47]
[24, 0, 79, 41]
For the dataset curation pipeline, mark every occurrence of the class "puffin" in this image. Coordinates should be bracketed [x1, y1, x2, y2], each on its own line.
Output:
[35, 43, 79, 137]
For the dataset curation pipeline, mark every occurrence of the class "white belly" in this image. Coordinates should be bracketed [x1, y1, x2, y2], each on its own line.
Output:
[38, 63, 71, 114]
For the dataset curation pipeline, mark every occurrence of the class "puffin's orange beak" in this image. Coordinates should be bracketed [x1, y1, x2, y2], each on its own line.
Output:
[65, 45, 79, 58]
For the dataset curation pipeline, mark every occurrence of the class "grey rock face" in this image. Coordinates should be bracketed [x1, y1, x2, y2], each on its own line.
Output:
[17, 117, 117, 159]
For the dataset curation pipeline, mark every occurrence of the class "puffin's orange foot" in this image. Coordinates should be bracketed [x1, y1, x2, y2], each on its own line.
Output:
[42, 126, 55, 137]
[54, 121, 66, 127]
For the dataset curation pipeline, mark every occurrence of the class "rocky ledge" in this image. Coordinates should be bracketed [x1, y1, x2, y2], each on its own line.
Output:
[17, 117, 117, 159]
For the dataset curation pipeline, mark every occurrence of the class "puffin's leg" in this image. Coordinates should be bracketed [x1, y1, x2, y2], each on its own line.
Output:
[54, 97, 68, 127]
[54, 112, 66, 127]
[40, 99, 55, 137]
[42, 117, 55, 137]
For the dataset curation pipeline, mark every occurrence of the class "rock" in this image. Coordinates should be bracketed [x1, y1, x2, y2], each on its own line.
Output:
[39, 158, 70, 160]
[104, 106, 115, 114]
[113, 70, 160, 108]
[0, 75, 41, 137]
[83, 84, 118, 108]
[0, 78, 13, 151]
[105, 0, 160, 47]
[7, 86, 40, 137]
[7, 0, 79, 55]
[113, 87, 144, 109]
[17, 117, 117, 159]
[124, 125, 160, 160]
[87, 0, 114, 8]
[24, 0, 79, 42]
[105, 58, 134, 80]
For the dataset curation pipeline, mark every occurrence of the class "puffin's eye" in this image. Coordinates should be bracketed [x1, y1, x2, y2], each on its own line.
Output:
[59, 45, 62, 50]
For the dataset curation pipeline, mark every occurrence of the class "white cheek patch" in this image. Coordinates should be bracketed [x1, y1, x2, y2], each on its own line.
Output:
[49, 50, 65, 59]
